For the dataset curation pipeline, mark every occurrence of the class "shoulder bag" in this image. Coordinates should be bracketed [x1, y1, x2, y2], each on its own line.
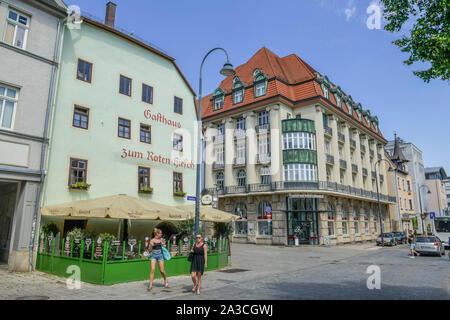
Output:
[161, 246, 171, 261]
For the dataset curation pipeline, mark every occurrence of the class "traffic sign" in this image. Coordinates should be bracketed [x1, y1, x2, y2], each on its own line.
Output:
[430, 212, 435, 219]
[187, 196, 196, 201]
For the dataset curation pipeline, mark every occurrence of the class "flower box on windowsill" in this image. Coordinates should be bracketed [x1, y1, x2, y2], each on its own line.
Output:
[69, 182, 91, 191]
[139, 187, 153, 194]
[173, 191, 186, 197]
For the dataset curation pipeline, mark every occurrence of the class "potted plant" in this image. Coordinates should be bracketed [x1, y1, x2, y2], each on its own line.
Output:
[139, 186, 153, 194]
[70, 181, 91, 191]
[174, 190, 186, 197]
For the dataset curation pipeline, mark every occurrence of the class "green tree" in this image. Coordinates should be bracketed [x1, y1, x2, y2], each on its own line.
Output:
[380, 0, 449, 82]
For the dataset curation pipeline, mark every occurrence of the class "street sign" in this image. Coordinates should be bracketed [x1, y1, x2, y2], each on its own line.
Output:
[201, 194, 213, 205]
[187, 196, 196, 201]
[430, 212, 435, 219]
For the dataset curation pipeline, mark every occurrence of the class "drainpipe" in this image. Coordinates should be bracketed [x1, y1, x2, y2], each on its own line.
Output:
[28, 19, 63, 272]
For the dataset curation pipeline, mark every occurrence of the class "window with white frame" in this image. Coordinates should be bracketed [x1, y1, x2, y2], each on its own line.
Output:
[335, 95, 342, 108]
[4, 9, 30, 49]
[324, 139, 330, 154]
[217, 123, 225, 136]
[255, 81, 266, 97]
[283, 132, 316, 150]
[214, 96, 224, 110]
[235, 140, 245, 163]
[322, 85, 329, 99]
[283, 164, 317, 182]
[260, 166, 271, 185]
[353, 208, 359, 234]
[236, 117, 245, 131]
[173, 133, 183, 151]
[326, 168, 332, 182]
[340, 171, 344, 184]
[237, 169, 246, 187]
[0, 84, 18, 129]
[257, 200, 272, 236]
[233, 89, 243, 104]
[216, 172, 224, 190]
[258, 135, 270, 157]
[338, 145, 343, 159]
[258, 111, 269, 126]
[215, 145, 224, 164]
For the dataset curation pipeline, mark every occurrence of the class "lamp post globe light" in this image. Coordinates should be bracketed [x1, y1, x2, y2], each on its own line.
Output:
[374, 158, 395, 247]
[195, 48, 235, 235]
[417, 184, 431, 235]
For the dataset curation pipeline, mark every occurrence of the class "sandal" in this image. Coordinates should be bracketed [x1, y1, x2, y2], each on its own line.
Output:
[192, 285, 197, 293]
[147, 286, 152, 292]
[196, 288, 200, 295]
[164, 281, 169, 288]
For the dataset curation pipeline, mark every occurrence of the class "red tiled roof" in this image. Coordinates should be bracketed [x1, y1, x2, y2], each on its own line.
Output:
[200, 47, 385, 141]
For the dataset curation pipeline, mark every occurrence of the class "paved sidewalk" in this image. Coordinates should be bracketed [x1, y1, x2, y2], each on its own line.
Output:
[0, 243, 434, 300]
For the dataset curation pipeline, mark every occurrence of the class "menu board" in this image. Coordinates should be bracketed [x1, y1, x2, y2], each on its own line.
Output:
[169, 236, 178, 256]
[181, 236, 190, 254]
[94, 237, 103, 259]
[63, 235, 71, 256]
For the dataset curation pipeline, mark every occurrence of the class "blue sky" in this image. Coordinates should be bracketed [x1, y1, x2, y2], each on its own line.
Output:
[71, 0, 450, 173]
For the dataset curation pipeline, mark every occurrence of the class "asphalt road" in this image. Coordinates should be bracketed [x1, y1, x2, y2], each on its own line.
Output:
[0, 243, 448, 300]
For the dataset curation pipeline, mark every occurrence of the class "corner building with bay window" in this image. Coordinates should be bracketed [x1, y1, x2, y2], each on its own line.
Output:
[203, 48, 396, 246]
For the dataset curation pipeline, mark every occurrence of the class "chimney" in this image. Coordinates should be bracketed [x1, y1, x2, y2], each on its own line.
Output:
[105, 2, 117, 28]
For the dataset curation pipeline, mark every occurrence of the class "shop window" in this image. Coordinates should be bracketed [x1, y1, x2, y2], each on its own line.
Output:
[257, 200, 271, 219]
[354, 221, 359, 234]
[69, 158, 88, 186]
[4, 9, 30, 49]
[76, 59, 92, 83]
[118, 118, 131, 139]
[73, 105, 89, 129]
[234, 202, 247, 235]
[258, 220, 272, 236]
[328, 204, 335, 236]
[365, 222, 369, 234]
[342, 205, 348, 235]
[119, 75, 132, 96]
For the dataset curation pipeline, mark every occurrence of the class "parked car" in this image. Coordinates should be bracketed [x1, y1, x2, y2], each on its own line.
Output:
[376, 233, 397, 246]
[414, 236, 446, 256]
[393, 232, 407, 244]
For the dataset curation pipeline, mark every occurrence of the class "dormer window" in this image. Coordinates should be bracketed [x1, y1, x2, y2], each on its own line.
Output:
[214, 96, 224, 111]
[335, 95, 342, 108]
[253, 68, 261, 77]
[322, 85, 329, 99]
[233, 89, 243, 104]
[213, 88, 226, 111]
[254, 71, 268, 98]
[255, 82, 266, 97]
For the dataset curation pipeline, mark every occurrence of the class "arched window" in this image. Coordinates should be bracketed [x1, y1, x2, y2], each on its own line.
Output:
[235, 202, 247, 219]
[237, 169, 246, 187]
[216, 172, 224, 190]
[258, 200, 271, 219]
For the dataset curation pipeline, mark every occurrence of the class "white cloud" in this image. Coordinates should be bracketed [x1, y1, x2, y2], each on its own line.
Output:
[344, 0, 356, 21]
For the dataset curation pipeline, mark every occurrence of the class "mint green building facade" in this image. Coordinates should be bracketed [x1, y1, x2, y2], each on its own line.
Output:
[41, 17, 198, 236]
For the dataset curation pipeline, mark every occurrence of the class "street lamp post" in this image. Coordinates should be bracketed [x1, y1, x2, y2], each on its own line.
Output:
[417, 184, 431, 235]
[195, 48, 235, 235]
[375, 158, 395, 248]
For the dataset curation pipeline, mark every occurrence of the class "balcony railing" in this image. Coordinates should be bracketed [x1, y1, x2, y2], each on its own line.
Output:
[257, 153, 271, 164]
[360, 145, 366, 153]
[214, 181, 396, 203]
[369, 150, 374, 157]
[362, 168, 368, 176]
[338, 133, 345, 143]
[350, 138, 356, 149]
[352, 164, 358, 173]
[324, 126, 333, 136]
[234, 129, 246, 138]
[340, 159, 347, 169]
[233, 157, 246, 167]
[212, 162, 224, 170]
[326, 154, 335, 165]
[256, 123, 270, 133]
[213, 134, 224, 143]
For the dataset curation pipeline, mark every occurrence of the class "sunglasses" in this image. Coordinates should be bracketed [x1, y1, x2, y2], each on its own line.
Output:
[196, 236, 202, 239]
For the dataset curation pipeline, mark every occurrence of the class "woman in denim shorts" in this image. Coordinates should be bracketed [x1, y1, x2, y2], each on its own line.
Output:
[147, 228, 168, 291]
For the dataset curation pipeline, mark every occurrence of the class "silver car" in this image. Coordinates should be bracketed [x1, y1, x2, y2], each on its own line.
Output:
[414, 236, 446, 256]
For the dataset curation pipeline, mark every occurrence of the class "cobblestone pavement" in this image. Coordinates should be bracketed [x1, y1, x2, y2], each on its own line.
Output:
[0, 243, 448, 300]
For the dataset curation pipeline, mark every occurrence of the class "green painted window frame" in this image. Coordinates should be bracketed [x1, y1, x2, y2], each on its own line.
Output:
[281, 119, 315, 134]
[282, 149, 317, 165]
